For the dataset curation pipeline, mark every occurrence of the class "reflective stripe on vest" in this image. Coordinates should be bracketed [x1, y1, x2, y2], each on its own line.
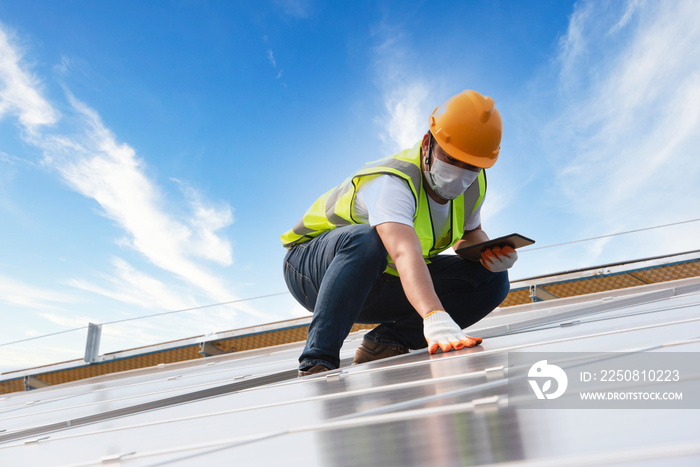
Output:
[280, 141, 486, 274]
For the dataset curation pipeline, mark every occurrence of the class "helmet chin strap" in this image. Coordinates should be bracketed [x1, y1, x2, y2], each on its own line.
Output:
[424, 135, 433, 167]
[423, 136, 448, 201]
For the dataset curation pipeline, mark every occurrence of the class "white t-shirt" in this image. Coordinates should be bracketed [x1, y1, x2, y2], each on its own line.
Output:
[352, 174, 482, 241]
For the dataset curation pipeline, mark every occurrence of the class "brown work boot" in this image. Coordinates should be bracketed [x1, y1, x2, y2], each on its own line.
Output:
[298, 364, 332, 377]
[353, 338, 409, 365]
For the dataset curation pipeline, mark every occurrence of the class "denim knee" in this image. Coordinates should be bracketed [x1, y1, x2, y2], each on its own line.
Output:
[441, 269, 512, 330]
[490, 270, 511, 306]
[340, 224, 388, 271]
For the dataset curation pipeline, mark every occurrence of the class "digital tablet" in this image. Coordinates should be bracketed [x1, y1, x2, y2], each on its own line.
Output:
[454, 233, 535, 261]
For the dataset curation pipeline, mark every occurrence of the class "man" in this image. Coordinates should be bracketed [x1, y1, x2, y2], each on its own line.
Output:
[281, 90, 517, 376]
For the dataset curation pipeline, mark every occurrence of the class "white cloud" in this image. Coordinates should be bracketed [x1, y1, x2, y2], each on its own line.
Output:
[0, 343, 84, 371]
[610, 0, 642, 34]
[266, 48, 284, 80]
[267, 49, 277, 68]
[0, 26, 59, 130]
[39, 311, 95, 329]
[53, 55, 72, 76]
[371, 24, 434, 153]
[273, 0, 313, 18]
[556, 1, 596, 94]
[0, 275, 75, 309]
[378, 81, 430, 152]
[544, 0, 700, 261]
[174, 178, 234, 265]
[0, 23, 267, 327]
[37, 94, 239, 304]
[67, 257, 201, 312]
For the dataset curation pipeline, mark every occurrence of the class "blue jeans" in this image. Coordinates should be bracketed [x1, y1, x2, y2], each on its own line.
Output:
[283, 224, 510, 370]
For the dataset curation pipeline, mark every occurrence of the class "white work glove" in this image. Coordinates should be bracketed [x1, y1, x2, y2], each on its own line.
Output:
[423, 311, 483, 354]
[480, 245, 518, 272]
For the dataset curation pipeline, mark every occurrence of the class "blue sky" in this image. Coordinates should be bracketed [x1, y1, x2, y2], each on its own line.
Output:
[1, 0, 699, 370]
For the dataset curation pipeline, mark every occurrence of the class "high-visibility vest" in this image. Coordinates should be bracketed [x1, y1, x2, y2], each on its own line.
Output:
[280, 141, 486, 275]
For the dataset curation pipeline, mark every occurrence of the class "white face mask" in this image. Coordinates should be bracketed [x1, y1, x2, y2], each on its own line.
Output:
[424, 155, 480, 200]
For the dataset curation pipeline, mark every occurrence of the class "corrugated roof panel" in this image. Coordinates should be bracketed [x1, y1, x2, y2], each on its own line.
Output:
[541, 273, 647, 298]
[634, 260, 700, 283]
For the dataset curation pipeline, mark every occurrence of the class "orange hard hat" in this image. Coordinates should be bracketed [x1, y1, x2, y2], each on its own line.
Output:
[429, 90, 502, 168]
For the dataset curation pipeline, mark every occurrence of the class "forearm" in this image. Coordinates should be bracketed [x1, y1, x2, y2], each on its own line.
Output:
[375, 222, 443, 318]
[375, 222, 483, 354]
[393, 250, 443, 318]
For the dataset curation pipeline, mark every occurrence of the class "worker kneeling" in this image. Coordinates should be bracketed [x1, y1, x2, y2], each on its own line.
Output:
[281, 90, 516, 377]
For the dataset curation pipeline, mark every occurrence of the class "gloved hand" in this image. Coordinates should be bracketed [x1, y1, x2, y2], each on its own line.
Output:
[480, 245, 518, 272]
[423, 310, 483, 354]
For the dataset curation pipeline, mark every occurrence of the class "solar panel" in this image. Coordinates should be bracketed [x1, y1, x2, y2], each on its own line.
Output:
[1, 275, 699, 465]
